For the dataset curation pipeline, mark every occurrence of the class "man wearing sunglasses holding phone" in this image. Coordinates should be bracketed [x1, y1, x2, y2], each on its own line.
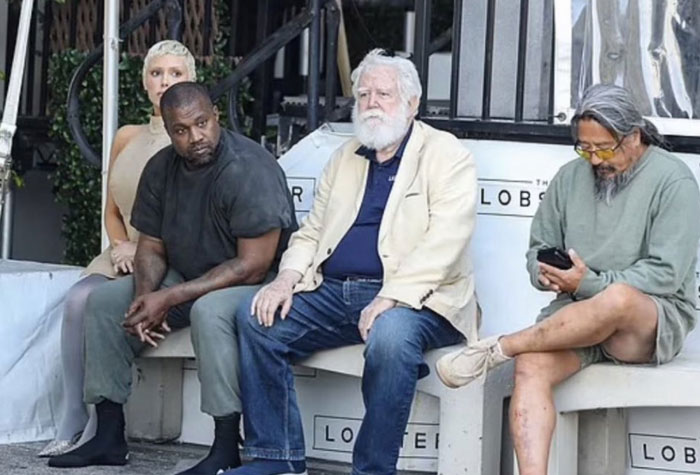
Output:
[436, 83, 700, 475]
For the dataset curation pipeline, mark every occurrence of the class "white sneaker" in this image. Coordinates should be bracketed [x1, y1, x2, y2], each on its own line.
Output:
[435, 335, 512, 388]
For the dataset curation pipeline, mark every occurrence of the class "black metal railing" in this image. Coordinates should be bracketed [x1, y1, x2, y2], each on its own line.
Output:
[10, 0, 700, 165]
[412, 0, 571, 144]
[211, 0, 341, 134]
[480, 0, 496, 122]
[411, 0, 700, 151]
[210, 8, 317, 132]
[514, 0, 529, 123]
[269, 0, 562, 140]
[66, 0, 182, 166]
[65, 0, 342, 166]
[413, 0, 430, 118]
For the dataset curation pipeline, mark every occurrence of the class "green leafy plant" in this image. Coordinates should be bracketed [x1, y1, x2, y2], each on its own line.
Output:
[47, 50, 102, 266]
[48, 50, 245, 265]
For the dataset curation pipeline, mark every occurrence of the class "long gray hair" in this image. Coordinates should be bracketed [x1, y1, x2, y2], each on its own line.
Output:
[571, 84, 667, 150]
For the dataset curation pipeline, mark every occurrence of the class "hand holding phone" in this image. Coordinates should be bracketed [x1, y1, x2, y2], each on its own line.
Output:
[536, 247, 573, 270]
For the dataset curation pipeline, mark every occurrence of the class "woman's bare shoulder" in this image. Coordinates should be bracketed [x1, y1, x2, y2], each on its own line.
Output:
[110, 124, 147, 163]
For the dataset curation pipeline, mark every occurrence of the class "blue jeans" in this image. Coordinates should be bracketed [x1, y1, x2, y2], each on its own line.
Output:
[236, 277, 463, 475]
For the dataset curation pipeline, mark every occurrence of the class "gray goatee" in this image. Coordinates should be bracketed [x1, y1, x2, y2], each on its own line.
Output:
[593, 161, 639, 204]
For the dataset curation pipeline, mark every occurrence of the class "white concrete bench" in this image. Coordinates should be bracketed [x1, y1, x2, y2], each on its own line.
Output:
[129, 327, 514, 474]
[129, 328, 700, 475]
[544, 351, 700, 475]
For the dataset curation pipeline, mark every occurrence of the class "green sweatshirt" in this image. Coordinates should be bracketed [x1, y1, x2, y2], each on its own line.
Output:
[526, 146, 700, 359]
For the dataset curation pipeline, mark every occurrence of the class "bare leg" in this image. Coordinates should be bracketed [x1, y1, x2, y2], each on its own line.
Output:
[437, 283, 659, 471]
[500, 283, 657, 362]
[509, 283, 658, 475]
[510, 351, 582, 475]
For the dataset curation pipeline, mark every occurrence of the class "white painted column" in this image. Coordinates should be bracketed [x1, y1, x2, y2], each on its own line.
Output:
[101, 0, 119, 250]
[552, 0, 573, 124]
[0, 0, 36, 259]
[404, 11, 415, 55]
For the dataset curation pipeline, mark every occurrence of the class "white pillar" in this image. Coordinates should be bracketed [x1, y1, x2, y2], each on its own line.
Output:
[0, 0, 36, 259]
[552, 0, 573, 123]
[0, 1, 9, 108]
[404, 11, 415, 55]
[101, 0, 120, 250]
[299, 28, 310, 77]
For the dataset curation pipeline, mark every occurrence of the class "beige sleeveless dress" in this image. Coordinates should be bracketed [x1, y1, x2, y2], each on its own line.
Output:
[84, 116, 170, 277]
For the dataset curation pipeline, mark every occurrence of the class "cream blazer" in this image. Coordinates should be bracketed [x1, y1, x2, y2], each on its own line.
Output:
[280, 120, 478, 341]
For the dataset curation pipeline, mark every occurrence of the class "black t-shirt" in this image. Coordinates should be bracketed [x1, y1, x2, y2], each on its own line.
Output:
[131, 129, 297, 281]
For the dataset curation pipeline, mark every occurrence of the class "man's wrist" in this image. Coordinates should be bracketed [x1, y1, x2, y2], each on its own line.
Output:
[158, 285, 183, 307]
[134, 281, 161, 300]
[277, 269, 302, 289]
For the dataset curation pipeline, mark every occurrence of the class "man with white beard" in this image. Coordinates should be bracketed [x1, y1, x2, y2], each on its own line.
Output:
[225, 49, 478, 475]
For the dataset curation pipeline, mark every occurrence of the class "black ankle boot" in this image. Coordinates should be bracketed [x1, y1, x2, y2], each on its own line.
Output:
[48, 400, 128, 468]
[177, 413, 242, 475]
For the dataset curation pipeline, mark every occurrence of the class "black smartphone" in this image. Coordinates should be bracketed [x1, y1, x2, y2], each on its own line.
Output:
[537, 247, 573, 270]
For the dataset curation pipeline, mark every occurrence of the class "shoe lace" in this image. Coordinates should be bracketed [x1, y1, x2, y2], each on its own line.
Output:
[476, 345, 499, 383]
[456, 341, 500, 384]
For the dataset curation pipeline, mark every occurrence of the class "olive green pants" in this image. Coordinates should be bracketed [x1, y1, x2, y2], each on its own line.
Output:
[83, 269, 265, 417]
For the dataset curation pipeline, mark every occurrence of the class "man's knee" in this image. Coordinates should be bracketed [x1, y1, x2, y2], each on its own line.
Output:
[513, 353, 558, 388]
[513, 351, 582, 392]
[234, 294, 252, 322]
[513, 353, 542, 382]
[234, 294, 259, 336]
[84, 279, 131, 328]
[190, 294, 227, 333]
[593, 283, 639, 318]
[365, 311, 421, 365]
[192, 287, 260, 334]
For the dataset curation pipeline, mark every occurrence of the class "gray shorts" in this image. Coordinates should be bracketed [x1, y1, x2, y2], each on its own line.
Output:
[574, 296, 688, 368]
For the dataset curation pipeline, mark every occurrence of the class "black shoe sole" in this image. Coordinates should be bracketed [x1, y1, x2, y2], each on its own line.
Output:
[47, 452, 129, 468]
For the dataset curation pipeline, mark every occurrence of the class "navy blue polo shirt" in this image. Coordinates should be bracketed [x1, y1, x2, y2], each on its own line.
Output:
[323, 125, 413, 279]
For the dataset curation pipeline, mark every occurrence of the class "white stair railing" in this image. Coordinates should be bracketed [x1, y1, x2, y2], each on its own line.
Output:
[0, 0, 35, 259]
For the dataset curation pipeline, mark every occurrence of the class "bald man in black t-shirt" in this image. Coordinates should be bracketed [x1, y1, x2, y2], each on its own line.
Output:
[48, 83, 297, 475]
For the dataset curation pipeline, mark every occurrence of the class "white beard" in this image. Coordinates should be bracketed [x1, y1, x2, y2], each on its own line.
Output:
[352, 102, 411, 151]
